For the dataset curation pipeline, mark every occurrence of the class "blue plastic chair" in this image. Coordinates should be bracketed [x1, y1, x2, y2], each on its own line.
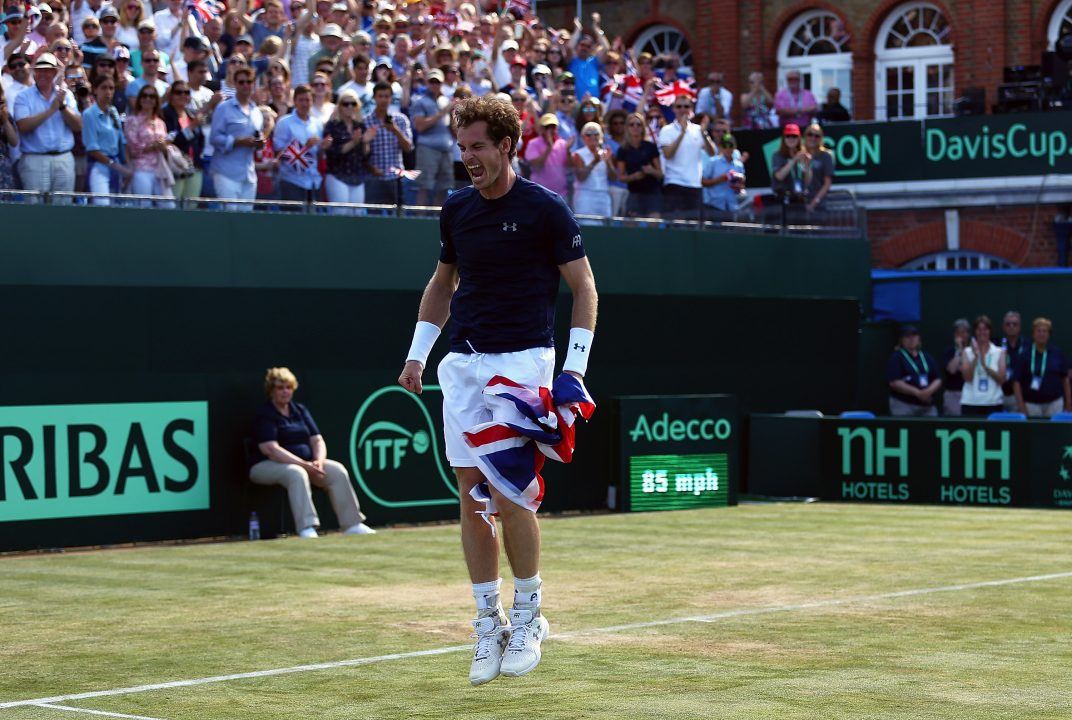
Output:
[987, 412, 1027, 421]
[1050, 412, 1072, 422]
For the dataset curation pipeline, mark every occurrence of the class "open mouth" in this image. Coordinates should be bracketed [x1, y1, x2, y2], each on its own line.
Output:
[467, 164, 485, 180]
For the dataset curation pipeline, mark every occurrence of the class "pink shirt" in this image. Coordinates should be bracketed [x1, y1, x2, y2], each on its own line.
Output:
[774, 88, 817, 128]
[524, 135, 570, 199]
[125, 114, 167, 172]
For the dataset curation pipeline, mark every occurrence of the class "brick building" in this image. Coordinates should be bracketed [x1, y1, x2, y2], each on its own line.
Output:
[545, 0, 1072, 268]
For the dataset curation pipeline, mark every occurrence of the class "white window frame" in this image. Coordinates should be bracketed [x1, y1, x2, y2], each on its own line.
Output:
[1047, 0, 1072, 50]
[632, 24, 693, 74]
[902, 251, 1013, 271]
[777, 10, 853, 114]
[874, 2, 954, 120]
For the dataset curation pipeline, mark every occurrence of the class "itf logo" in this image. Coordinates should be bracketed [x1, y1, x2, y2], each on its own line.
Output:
[348, 386, 459, 509]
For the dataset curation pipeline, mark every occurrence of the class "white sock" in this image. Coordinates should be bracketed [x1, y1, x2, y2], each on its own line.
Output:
[472, 578, 502, 617]
[513, 573, 542, 609]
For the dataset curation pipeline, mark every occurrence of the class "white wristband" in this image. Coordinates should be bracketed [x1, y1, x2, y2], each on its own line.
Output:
[406, 321, 441, 366]
[562, 327, 594, 377]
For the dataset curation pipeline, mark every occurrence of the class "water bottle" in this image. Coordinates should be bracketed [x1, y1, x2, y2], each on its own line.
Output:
[248, 512, 261, 541]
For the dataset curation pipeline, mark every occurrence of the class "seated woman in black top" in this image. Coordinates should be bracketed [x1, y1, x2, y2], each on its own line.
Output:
[249, 367, 374, 537]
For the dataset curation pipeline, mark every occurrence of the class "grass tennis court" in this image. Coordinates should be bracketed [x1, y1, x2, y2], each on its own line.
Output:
[2, 503, 1071, 720]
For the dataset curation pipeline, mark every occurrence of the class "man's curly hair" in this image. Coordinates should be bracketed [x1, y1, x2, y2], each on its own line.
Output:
[453, 95, 522, 159]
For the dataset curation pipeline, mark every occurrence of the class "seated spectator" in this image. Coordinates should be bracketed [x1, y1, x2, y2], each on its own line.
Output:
[162, 80, 206, 200]
[1013, 318, 1071, 417]
[323, 89, 373, 211]
[774, 70, 817, 128]
[524, 112, 570, 199]
[801, 122, 835, 213]
[701, 132, 745, 220]
[941, 318, 971, 416]
[960, 315, 1007, 417]
[570, 120, 614, 223]
[616, 111, 662, 218]
[250, 367, 375, 538]
[696, 71, 732, 121]
[82, 75, 133, 203]
[818, 87, 851, 124]
[886, 325, 941, 417]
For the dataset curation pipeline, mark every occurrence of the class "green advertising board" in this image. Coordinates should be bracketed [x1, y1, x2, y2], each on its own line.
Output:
[736, 110, 1072, 187]
[821, 418, 1072, 509]
[617, 395, 739, 512]
[0, 401, 209, 522]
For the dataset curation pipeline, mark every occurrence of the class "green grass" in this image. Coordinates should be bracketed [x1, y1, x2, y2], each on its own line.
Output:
[2, 503, 1071, 719]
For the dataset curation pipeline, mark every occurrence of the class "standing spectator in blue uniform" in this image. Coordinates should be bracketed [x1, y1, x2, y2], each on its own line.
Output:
[397, 96, 597, 686]
[272, 83, 325, 204]
[1000, 310, 1028, 410]
[1013, 318, 1071, 417]
[566, 14, 608, 102]
[887, 325, 941, 416]
[209, 66, 263, 205]
[941, 318, 970, 416]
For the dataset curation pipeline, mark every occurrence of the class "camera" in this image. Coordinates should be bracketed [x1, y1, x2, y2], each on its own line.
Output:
[384, 115, 393, 125]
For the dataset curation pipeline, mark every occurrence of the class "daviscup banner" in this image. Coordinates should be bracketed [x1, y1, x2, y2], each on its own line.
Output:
[735, 110, 1072, 187]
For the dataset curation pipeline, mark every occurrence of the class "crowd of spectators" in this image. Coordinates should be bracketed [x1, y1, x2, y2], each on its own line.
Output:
[887, 312, 1072, 419]
[0, 0, 848, 218]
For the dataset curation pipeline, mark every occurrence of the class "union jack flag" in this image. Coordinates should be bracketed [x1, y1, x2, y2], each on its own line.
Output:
[185, 0, 222, 23]
[388, 166, 422, 180]
[463, 373, 595, 528]
[600, 73, 644, 111]
[653, 78, 696, 106]
[281, 140, 311, 170]
[503, 0, 531, 17]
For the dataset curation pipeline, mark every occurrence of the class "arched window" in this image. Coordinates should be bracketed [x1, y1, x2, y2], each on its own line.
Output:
[874, 2, 954, 120]
[1047, 0, 1072, 50]
[777, 10, 853, 114]
[632, 25, 693, 73]
[902, 251, 1013, 271]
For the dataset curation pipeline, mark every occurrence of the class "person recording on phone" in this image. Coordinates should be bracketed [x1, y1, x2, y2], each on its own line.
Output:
[209, 65, 264, 205]
[13, 53, 82, 196]
[363, 80, 412, 208]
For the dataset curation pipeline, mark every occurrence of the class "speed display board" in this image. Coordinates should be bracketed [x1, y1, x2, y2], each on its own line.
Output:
[617, 395, 739, 512]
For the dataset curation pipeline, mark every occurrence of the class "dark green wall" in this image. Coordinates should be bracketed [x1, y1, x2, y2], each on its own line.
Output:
[2, 204, 871, 302]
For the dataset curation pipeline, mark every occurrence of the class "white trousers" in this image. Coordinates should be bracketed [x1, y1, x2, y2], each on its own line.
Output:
[212, 172, 256, 210]
[324, 173, 365, 214]
[18, 152, 75, 196]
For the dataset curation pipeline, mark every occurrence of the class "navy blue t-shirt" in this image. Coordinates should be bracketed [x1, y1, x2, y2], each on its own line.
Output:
[942, 345, 965, 392]
[251, 401, 321, 465]
[439, 176, 585, 354]
[1014, 344, 1068, 403]
[886, 348, 939, 405]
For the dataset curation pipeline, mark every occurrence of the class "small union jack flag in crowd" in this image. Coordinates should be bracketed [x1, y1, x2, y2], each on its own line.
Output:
[281, 140, 311, 170]
[653, 78, 696, 106]
[462, 374, 595, 530]
[388, 167, 422, 180]
[600, 74, 644, 112]
[504, 0, 531, 17]
[185, 0, 222, 23]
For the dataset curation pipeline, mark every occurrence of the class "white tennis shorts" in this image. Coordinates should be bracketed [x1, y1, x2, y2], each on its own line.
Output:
[437, 347, 555, 467]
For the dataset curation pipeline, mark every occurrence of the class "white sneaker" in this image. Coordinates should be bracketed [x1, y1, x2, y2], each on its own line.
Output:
[499, 607, 550, 677]
[342, 523, 376, 535]
[298, 527, 319, 538]
[469, 612, 509, 686]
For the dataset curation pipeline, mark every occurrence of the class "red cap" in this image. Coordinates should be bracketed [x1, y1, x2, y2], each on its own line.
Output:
[511, 56, 527, 67]
[783, 123, 801, 136]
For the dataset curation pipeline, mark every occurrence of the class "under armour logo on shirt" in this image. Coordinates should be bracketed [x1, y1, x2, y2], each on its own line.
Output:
[571, 235, 582, 248]
[503, 222, 517, 232]
[573, 343, 586, 352]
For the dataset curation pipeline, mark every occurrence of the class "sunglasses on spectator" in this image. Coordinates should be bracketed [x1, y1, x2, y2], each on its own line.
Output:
[5, 17, 21, 24]
[582, 105, 597, 111]
[139, 28, 154, 34]
[54, 45, 72, 52]
[340, 101, 357, 106]
[673, 104, 691, 109]
[805, 132, 822, 138]
[101, 17, 117, 23]
[234, 79, 254, 85]
[582, 131, 600, 137]
[145, 58, 160, 63]
[10, 61, 28, 68]
[172, 89, 190, 95]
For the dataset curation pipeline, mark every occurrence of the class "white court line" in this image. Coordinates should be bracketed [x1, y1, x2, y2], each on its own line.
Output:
[33, 703, 164, 720]
[2, 570, 1070, 710]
